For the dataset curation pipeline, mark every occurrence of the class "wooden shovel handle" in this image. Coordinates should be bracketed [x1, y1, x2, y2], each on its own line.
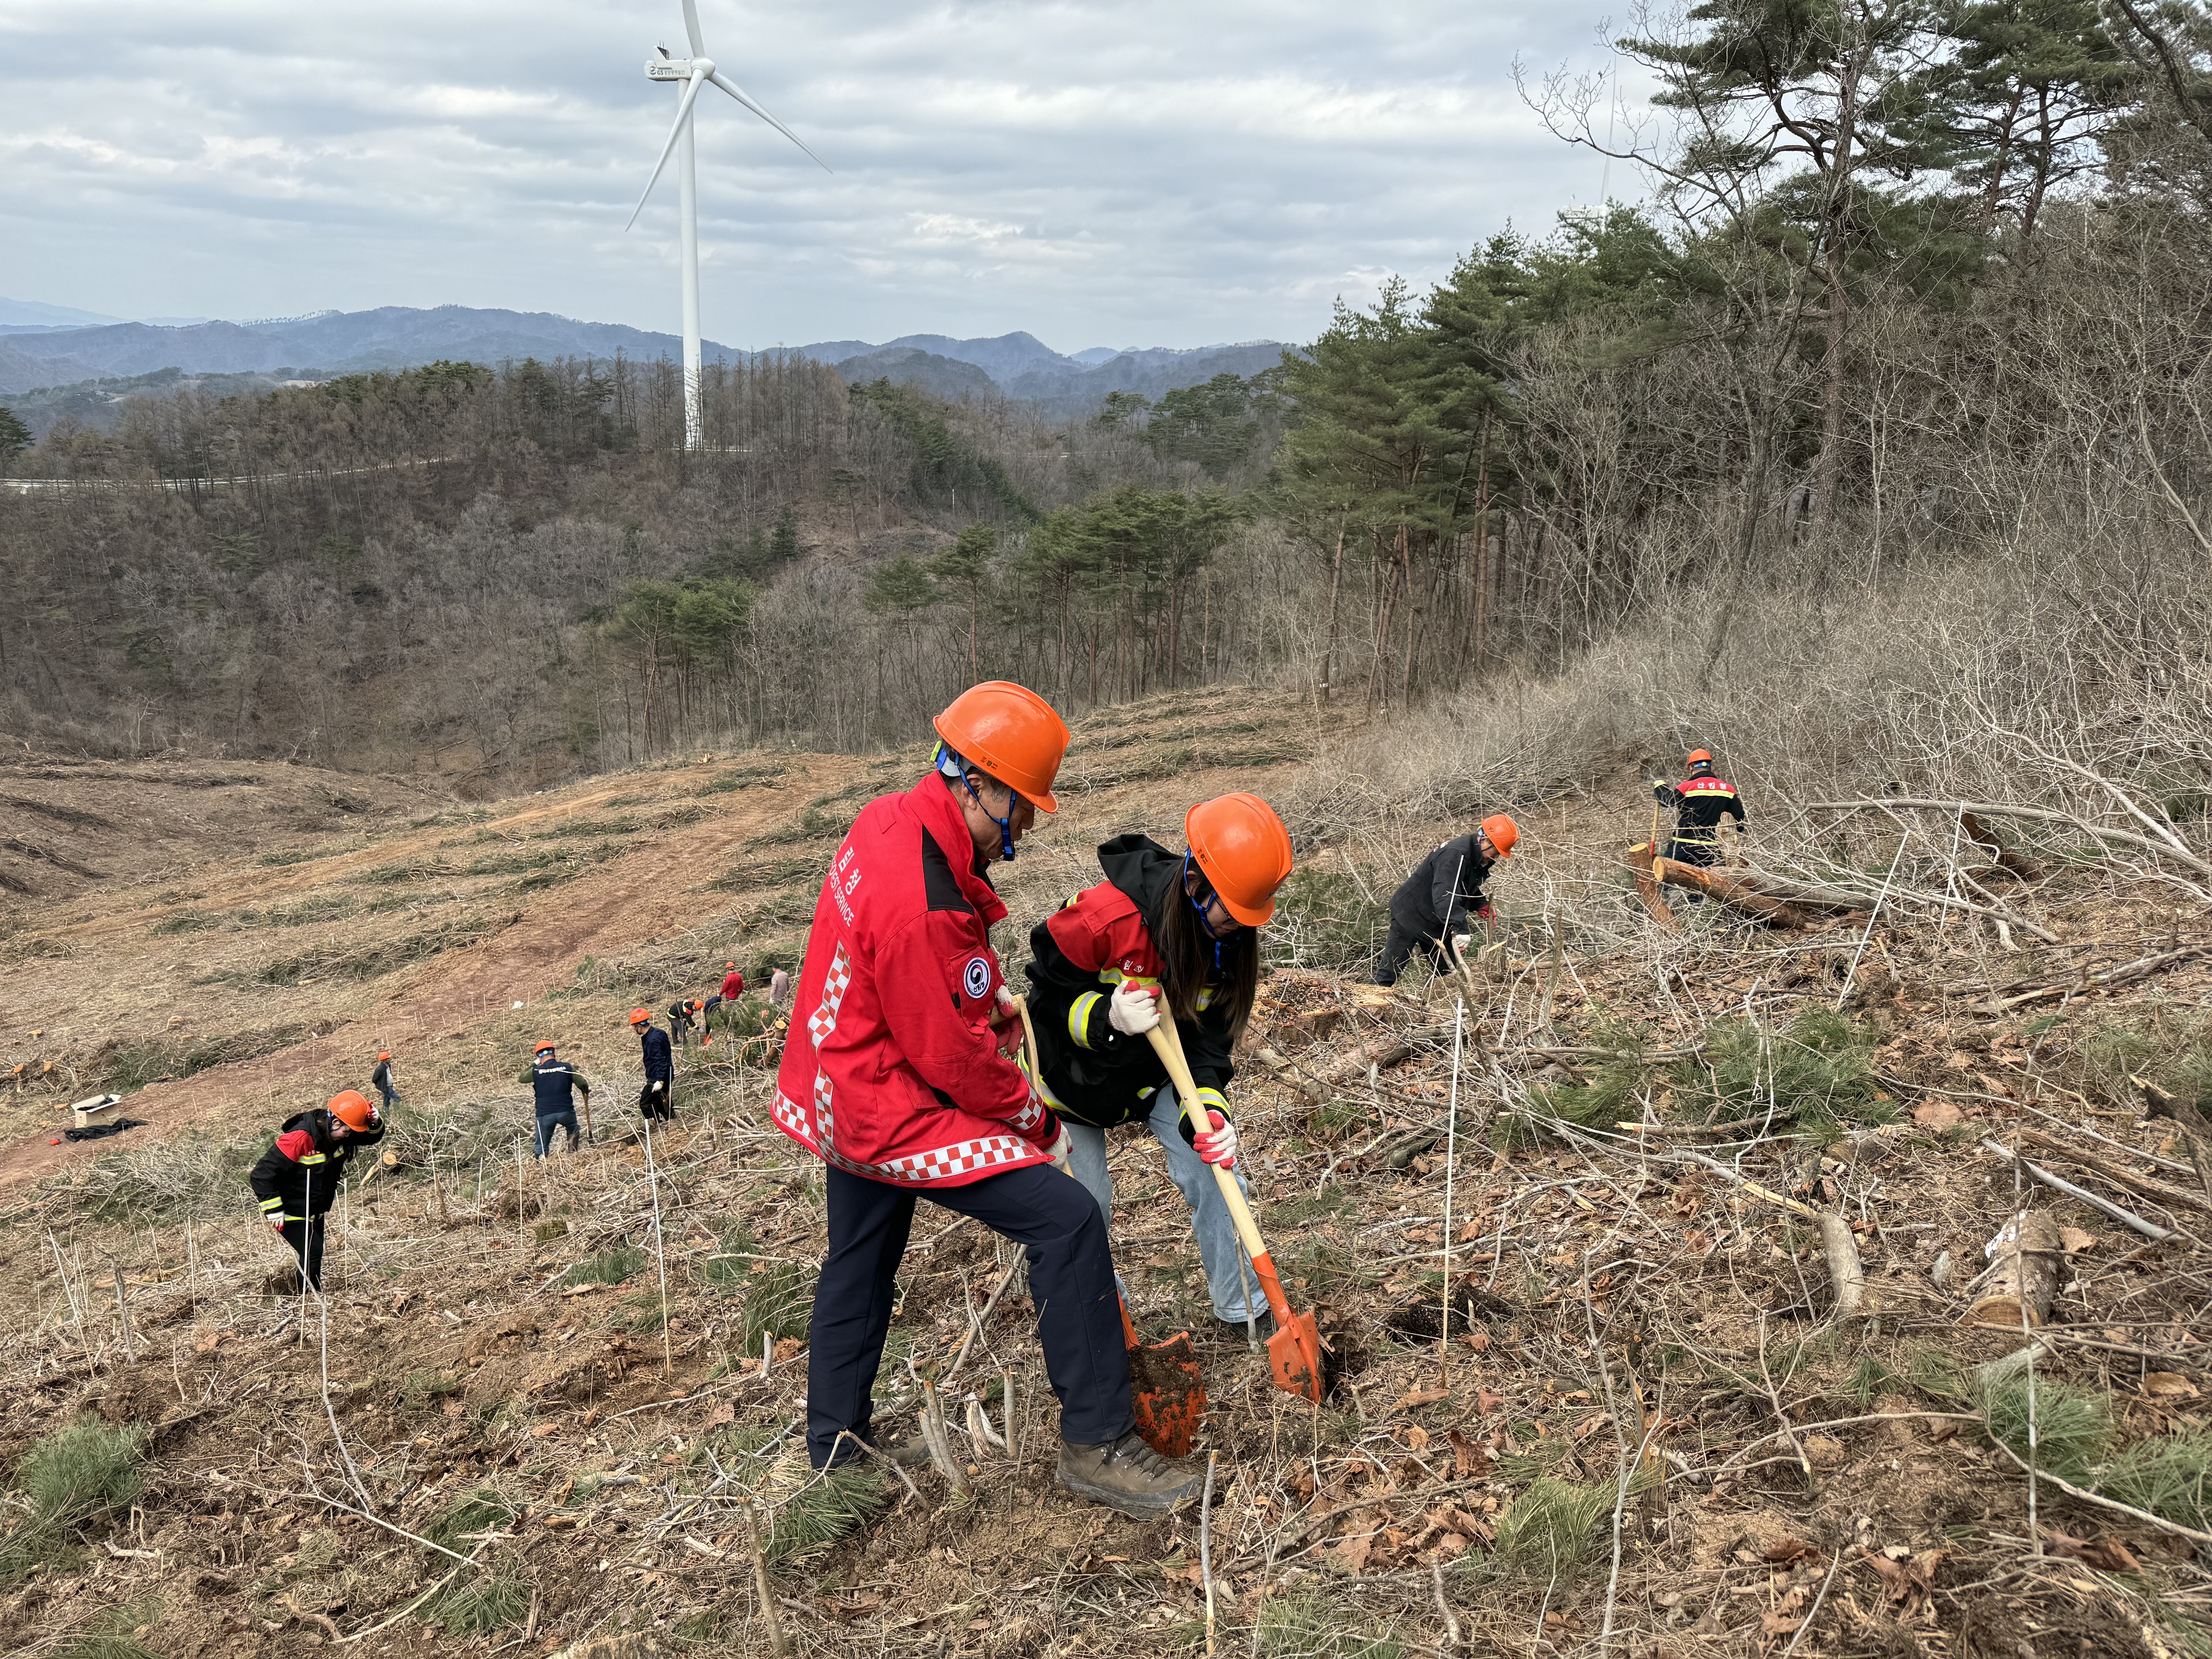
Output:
[1143, 1020, 1271, 1269]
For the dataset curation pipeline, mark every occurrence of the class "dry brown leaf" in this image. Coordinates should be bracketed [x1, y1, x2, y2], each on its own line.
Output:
[1446, 1427, 1480, 1478]
[1762, 1537, 1820, 1565]
[706, 1400, 736, 1425]
[2045, 1528, 2141, 1573]
[1334, 1520, 1376, 1575]
[1862, 1548, 1943, 1607]
[1401, 1424, 1430, 1451]
[2058, 1226, 2099, 1254]
[1476, 1387, 1504, 1414]
[1913, 1100, 1964, 1129]
[1395, 1386, 1449, 1411]
[2143, 1372, 2200, 1399]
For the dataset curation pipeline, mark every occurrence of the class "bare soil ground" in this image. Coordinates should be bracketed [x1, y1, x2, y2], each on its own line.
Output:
[0, 689, 2207, 1659]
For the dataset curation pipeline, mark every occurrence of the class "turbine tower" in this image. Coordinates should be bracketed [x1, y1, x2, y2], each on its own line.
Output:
[628, 0, 829, 451]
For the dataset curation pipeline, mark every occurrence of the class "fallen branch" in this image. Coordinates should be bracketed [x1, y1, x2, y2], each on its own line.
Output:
[1818, 1212, 1865, 1317]
[1989, 946, 2206, 1012]
[2016, 1127, 2212, 1214]
[1810, 797, 2212, 886]
[1978, 1140, 2176, 1243]
[1983, 1419, 2212, 1551]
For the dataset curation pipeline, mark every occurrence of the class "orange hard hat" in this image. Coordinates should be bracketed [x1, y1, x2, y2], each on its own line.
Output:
[1186, 793, 1295, 927]
[628, 1008, 651, 1027]
[725, 961, 735, 969]
[1686, 749, 1713, 768]
[376, 1050, 391, 1062]
[933, 681, 1070, 813]
[327, 1090, 376, 1132]
[1481, 814, 1520, 859]
[534, 1040, 556, 1055]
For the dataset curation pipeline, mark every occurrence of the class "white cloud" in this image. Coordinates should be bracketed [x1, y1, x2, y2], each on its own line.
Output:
[0, 0, 1631, 351]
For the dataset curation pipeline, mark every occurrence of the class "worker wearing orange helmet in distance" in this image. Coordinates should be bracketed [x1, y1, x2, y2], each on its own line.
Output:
[529, 1041, 591, 1156]
[368, 1048, 401, 1110]
[778, 682, 1204, 1517]
[1022, 794, 1294, 1337]
[1374, 814, 1520, 986]
[248, 1089, 384, 1291]
[1652, 748, 1745, 867]
[720, 961, 745, 1002]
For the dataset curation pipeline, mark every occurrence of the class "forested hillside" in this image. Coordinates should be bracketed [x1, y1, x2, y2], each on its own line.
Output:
[5, 0, 2212, 803]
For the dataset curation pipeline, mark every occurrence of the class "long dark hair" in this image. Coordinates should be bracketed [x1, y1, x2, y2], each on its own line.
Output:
[1151, 862, 1261, 1044]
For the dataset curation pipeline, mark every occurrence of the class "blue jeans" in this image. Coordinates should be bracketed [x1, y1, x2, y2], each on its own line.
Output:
[1063, 1085, 1254, 1323]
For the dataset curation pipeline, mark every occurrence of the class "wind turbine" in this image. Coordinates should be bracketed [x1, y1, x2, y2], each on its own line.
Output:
[627, 1, 830, 451]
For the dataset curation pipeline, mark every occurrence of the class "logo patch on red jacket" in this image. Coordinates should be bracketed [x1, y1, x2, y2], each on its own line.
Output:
[963, 956, 992, 1000]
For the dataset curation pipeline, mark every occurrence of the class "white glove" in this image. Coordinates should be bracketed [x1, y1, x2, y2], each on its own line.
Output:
[1047, 1124, 1073, 1175]
[1191, 1109, 1238, 1169]
[1450, 933, 1473, 960]
[1108, 980, 1161, 1037]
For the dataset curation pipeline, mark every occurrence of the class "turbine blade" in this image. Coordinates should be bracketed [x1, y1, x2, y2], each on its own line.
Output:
[625, 71, 709, 230]
[681, 0, 705, 55]
[707, 69, 834, 172]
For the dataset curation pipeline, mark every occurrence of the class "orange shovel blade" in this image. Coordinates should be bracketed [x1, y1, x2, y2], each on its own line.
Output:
[1266, 1311, 1325, 1404]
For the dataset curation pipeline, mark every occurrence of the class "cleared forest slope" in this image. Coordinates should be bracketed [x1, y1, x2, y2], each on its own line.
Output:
[0, 688, 2208, 1659]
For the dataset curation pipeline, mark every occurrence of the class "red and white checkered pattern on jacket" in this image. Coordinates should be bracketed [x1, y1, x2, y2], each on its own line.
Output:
[808, 944, 852, 1048]
[812, 1068, 836, 1150]
[772, 1090, 1029, 1183]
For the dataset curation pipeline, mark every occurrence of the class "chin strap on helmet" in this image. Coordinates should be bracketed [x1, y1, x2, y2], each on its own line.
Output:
[1183, 853, 1235, 974]
[935, 741, 1018, 861]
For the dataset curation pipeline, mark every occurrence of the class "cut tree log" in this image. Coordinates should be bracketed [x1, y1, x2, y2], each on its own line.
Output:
[1625, 842, 1676, 926]
[1965, 1209, 2064, 1329]
[1623, 843, 1811, 929]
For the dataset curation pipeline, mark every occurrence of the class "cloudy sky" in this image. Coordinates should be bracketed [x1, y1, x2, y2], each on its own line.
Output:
[0, 2, 1636, 352]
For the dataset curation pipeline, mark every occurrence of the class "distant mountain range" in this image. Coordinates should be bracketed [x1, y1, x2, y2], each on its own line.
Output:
[0, 301, 1291, 427]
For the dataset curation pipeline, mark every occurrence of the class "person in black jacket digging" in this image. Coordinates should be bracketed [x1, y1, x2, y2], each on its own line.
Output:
[1022, 795, 1295, 1336]
[248, 1089, 385, 1292]
[1374, 815, 1521, 986]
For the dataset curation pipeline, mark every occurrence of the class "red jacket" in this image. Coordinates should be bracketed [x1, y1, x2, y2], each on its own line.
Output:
[774, 776, 1056, 1187]
[720, 969, 745, 1001]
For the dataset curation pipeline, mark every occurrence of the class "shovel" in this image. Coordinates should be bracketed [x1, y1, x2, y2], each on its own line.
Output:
[1005, 995, 1209, 1457]
[1144, 1017, 1326, 1405]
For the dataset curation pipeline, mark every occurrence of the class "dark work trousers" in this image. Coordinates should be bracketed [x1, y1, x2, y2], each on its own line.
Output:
[637, 1081, 676, 1122]
[1666, 835, 1720, 867]
[534, 1107, 580, 1157]
[807, 1162, 1134, 1470]
[1372, 922, 1446, 987]
[279, 1216, 327, 1292]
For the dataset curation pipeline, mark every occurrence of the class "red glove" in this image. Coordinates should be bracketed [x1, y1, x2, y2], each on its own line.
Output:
[1191, 1109, 1238, 1169]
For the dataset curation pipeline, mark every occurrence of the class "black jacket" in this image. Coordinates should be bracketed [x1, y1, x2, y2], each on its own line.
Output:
[531, 1057, 589, 1116]
[640, 1025, 673, 1085]
[1388, 833, 1495, 939]
[1023, 835, 1238, 1130]
[1655, 773, 1745, 843]
[249, 1107, 385, 1222]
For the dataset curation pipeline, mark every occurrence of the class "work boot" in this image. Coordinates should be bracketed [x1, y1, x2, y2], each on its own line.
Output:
[1215, 1311, 1272, 1344]
[1057, 1431, 1205, 1517]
